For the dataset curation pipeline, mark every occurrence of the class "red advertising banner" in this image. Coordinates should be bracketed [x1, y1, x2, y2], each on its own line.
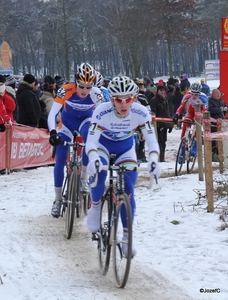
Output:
[9, 124, 55, 170]
[221, 17, 228, 49]
[0, 131, 6, 170]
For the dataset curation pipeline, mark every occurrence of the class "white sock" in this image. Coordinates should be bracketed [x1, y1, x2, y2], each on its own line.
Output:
[55, 187, 62, 201]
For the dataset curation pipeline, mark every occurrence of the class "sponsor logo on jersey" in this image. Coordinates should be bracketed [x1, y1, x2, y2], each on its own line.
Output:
[96, 108, 113, 120]
[131, 108, 147, 118]
[110, 122, 130, 130]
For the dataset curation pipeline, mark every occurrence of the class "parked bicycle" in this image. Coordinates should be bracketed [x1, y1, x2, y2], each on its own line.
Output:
[175, 122, 197, 176]
[91, 154, 153, 288]
[60, 131, 90, 239]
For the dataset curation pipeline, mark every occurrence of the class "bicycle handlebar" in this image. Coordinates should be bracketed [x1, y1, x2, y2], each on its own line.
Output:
[59, 139, 85, 147]
[90, 162, 155, 189]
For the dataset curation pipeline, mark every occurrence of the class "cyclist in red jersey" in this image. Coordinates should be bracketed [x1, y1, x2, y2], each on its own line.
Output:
[173, 83, 208, 161]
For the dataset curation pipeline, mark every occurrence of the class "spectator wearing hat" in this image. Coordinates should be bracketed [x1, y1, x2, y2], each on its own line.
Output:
[180, 74, 190, 95]
[16, 74, 41, 127]
[200, 79, 210, 96]
[5, 75, 19, 122]
[150, 85, 157, 97]
[0, 75, 16, 123]
[150, 85, 173, 162]
[39, 76, 60, 129]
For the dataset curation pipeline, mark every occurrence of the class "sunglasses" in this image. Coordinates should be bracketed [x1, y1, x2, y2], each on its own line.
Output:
[77, 82, 92, 90]
[191, 93, 200, 96]
[113, 97, 133, 104]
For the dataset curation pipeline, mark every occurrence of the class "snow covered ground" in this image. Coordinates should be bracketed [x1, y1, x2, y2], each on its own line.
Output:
[1, 128, 227, 300]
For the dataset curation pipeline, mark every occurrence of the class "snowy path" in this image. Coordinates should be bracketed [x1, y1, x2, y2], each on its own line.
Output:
[0, 167, 192, 300]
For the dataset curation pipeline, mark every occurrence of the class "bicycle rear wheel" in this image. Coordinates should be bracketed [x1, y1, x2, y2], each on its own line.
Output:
[112, 193, 132, 288]
[187, 141, 197, 173]
[98, 195, 112, 275]
[65, 167, 77, 239]
[175, 138, 186, 176]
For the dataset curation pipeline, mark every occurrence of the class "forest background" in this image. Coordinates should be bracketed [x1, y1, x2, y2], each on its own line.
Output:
[0, 0, 227, 80]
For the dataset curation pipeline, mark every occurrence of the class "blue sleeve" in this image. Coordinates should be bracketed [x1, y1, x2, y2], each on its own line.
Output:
[199, 94, 208, 105]
[101, 89, 111, 102]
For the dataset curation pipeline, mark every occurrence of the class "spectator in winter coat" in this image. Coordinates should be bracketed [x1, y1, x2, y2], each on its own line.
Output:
[39, 76, 59, 129]
[172, 87, 183, 129]
[16, 74, 41, 127]
[180, 74, 190, 95]
[0, 76, 16, 122]
[150, 85, 173, 162]
[208, 89, 227, 161]
[5, 75, 19, 122]
[0, 83, 10, 132]
[200, 79, 210, 96]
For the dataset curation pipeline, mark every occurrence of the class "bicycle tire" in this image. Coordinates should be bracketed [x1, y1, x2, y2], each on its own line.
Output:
[175, 137, 186, 176]
[112, 193, 132, 288]
[83, 192, 91, 216]
[98, 195, 112, 275]
[76, 173, 82, 218]
[65, 167, 77, 239]
[187, 140, 197, 174]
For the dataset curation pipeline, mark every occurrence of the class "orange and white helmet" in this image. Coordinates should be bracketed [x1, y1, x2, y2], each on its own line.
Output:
[75, 63, 96, 85]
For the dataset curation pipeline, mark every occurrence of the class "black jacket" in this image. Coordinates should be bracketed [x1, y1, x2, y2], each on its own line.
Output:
[16, 81, 41, 127]
[150, 93, 172, 128]
[208, 97, 226, 119]
[172, 90, 183, 113]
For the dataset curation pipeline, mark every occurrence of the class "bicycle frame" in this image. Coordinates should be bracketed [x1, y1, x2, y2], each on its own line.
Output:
[175, 122, 197, 176]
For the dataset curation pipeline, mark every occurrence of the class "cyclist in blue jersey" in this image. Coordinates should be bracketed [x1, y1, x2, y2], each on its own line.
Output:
[94, 71, 111, 102]
[48, 63, 103, 218]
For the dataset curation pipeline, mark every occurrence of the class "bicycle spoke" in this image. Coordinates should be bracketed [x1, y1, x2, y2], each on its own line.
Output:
[98, 196, 111, 275]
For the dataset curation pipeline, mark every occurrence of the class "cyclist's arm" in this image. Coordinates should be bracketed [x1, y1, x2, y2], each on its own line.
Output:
[199, 93, 208, 111]
[85, 121, 103, 160]
[139, 116, 160, 160]
[90, 86, 104, 107]
[47, 102, 63, 131]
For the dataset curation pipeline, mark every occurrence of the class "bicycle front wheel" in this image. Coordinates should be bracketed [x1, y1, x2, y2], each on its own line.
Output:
[65, 167, 77, 239]
[98, 195, 111, 275]
[112, 193, 132, 288]
[175, 138, 186, 176]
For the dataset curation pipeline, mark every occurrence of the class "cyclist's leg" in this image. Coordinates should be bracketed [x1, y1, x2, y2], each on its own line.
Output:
[79, 118, 92, 192]
[87, 150, 108, 233]
[181, 114, 192, 138]
[51, 130, 71, 217]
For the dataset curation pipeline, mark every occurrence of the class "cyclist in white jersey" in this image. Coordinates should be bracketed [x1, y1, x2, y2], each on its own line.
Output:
[85, 76, 161, 256]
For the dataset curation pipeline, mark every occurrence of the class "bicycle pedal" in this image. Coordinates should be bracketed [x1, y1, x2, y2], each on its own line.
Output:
[92, 233, 99, 241]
